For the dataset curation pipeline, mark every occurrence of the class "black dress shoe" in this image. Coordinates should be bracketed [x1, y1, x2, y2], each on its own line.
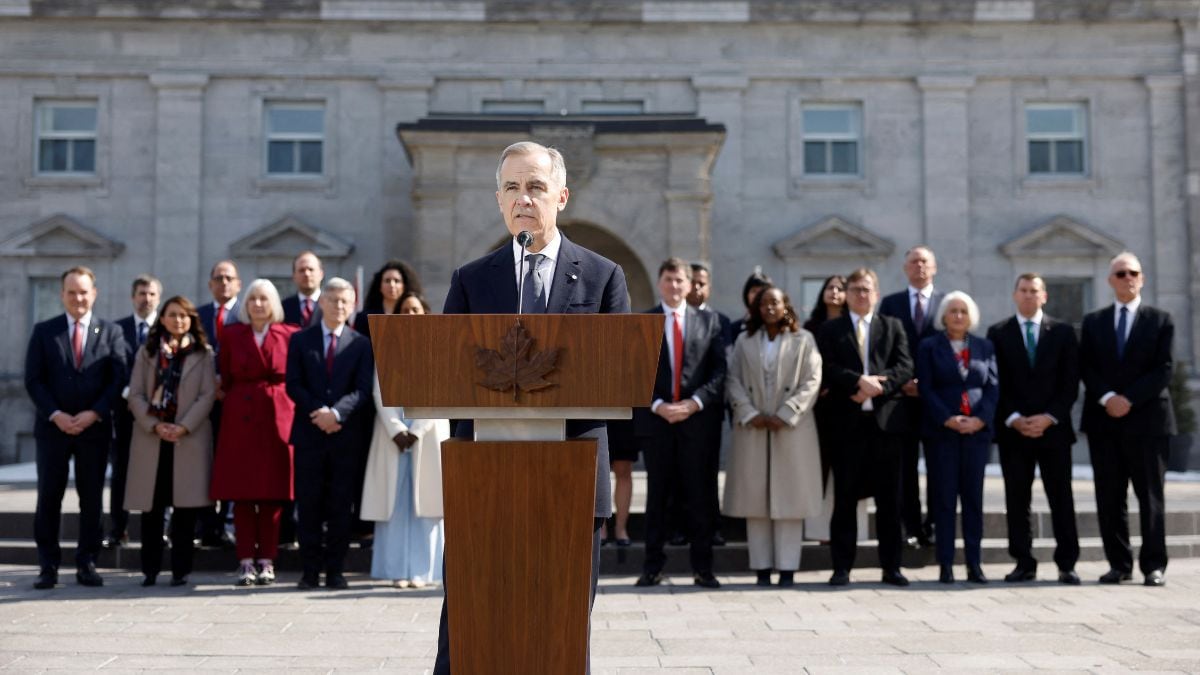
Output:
[1098, 569, 1132, 584]
[904, 536, 920, 550]
[326, 573, 349, 590]
[966, 566, 988, 584]
[711, 532, 726, 547]
[755, 570, 772, 587]
[1058, 570, 1081, 585]
[75, 563, 103, 587]
[1144, 569, 1165, 587]
[1004, 565, 1037, 583]
[33, 567, 57, 590]
[102, 533, 128, 549]
[828, 570, 850, 586]
[169, 576, 188, 587]
[916, 534, 935, 548]
[693, 572, 720, 589]
[881, 570, 910, 587]
[616, 538, 632, 548]
[142, 575, 157, 587]
[777, 571, 794, 588]
[634, 571, 664, 587]
[939, 565, 955, 584]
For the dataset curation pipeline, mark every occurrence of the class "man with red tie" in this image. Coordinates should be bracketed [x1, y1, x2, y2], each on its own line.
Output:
[197, 260, 241, 548]
[635, 258, 727, 589]
[282, 251, 324, 328]
[24, 266, 127, 589]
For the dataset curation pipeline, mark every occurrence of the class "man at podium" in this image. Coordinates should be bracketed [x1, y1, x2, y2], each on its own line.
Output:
[433, 141, 630, 674]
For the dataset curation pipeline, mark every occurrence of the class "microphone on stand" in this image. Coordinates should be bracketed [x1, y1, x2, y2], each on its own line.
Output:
[516, 230, 534, 314]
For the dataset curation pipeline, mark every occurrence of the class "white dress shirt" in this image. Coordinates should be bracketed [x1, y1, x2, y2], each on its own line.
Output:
[511, 232, 561, 302]
[909, 285, 934, 322]
[651, 301, 705, 413]
[1099, 295, 1143, 406]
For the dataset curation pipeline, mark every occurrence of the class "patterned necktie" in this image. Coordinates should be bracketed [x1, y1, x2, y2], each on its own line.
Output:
[1024, 320, 1037, 367]
[1116, 306, 1128, 359]
[672, 311, 684, 402]
[301, 298, 313, 325]
[856, 317, 868, 369]
[72, 320, 83, 369]
[913, 292, 925, 330]
[325, 331, 338, 378]
[521, 253, 547, 313]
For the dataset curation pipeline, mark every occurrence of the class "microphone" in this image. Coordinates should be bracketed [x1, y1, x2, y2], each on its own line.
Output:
[516, 230, 534, 248]
[516, 231, 533, 314]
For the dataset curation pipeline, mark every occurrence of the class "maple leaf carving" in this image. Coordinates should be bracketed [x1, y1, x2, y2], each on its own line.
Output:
[475, 322, 560, 396]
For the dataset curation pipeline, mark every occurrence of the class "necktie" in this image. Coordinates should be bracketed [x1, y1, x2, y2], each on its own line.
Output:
[72, 320, 83, 369]
[215, 304, 226, 341]
[521, 253, 548, 313]
[855, 317, 868, 369]
[137, 322, 147, 346]
[913, 292, 925, 330]
[325, 331, 338, 378]
[301, 298, 313, 325]
[1116, 306, 1128, 359]
[671, 311, 684, 402]
[1024, 321, 1037, 367]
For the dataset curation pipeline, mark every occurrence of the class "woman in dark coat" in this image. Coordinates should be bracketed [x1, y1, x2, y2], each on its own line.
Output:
[210, 279, 298, 586]
[353, 259, 423, 341]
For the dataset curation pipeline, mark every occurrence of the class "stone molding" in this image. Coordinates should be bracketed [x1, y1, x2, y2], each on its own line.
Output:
[0, 214, 124, 258]
[999, 215, 1125, 259]
[228, 214, 354, 260]
[773, 215, 894, 261]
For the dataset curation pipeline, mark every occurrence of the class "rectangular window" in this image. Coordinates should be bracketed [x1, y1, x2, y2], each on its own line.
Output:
[802, 105, 861, 177]
[1043, 278, 1091, 327]
[1026, 103, 1087, 175]
[29, 277, 63, 326]
[581, 100, 645, 115]
[265, 103, 325, 176]
[481, 99, 546, 115]
[35, 101, 98, 174]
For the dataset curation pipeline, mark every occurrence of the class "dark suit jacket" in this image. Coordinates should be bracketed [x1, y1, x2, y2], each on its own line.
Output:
[634, 305, 727, 435]
[1079, 302, 1176, 436]
[915, 332, 999, 442]
[197, 299, 242, 352]
[986, 315, 1079, 447]
[283, 294, 323, 330]
[816, 313, 914, 434]
[442, 235, 630, 517]
[285, 324, 374, 450]
[24, 314, 128, 442]
[879, 288, 944, 427]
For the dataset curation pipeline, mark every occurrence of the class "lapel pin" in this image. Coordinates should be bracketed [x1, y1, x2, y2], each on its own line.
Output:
[567, 273, 578, 281]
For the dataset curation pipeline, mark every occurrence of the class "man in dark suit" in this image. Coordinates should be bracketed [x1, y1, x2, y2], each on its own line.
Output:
[196, 260, 241, 548]
[104, 274, 161, 549]
[285, 276, 374, 590]
[635, 257, 727, 589]
[24, 266, 128, 589]
[434, 141, 629, 675]
[282, 250, 324, 328]
[817, 267, 912, 587]
[686, 261, 732, 548]
[1080, 252, 1174, 587]
[878, 245, 943, 548]
[987, 273, 1082, 585]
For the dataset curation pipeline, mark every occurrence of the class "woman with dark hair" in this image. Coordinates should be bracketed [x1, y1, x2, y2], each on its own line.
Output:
[803, 275, 847, 334]
[125, 296, 216, 587]
[723, 285, 823, 586]
[353, 260, 424, 339]
[730, 269, 774, 340]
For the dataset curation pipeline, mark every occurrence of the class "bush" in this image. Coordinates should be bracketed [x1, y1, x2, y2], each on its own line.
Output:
[1170, 363, 1197, 435]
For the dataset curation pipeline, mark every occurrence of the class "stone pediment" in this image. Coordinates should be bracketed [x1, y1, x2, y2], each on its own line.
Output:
[0, 214, 124, 258]
[773, 216, 894, 260]
[229, 214, 354, 259]
[1000, 215, 1123, 259]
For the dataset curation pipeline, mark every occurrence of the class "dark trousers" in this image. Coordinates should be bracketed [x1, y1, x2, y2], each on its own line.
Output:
[1088, 432, 1169, 575]
[199, 402, 230, 540]
[434, 520, 602, 675]
[641, 420, 715, 576]
[109, 408, 133, 538]
[294, 441, 358, 576]
[34, 432, 108, 570]
[999, 440, 1080, 571]
[139, 441, 200, 580]
[900, 432, 935, 538]
[926, 435, 989, 567]
[830, 415, 902, 573]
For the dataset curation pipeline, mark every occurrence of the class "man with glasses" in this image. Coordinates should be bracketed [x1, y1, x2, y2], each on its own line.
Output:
[815, 268, 912, 587]
[197, 260, 241, 549]
[1079, 252, 1174, 587]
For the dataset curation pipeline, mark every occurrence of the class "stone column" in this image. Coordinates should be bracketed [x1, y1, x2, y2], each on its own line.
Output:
[403, 136, 459, 306]
[1181, 21, 1200, 368]
[1145, 75, 1189, 357]
[664, 136, 724, 266]
[379, 76, 433, 265]
[149, 72, 208, 299]
[693, 74, 745, 302]
[917, 75, 975, 289]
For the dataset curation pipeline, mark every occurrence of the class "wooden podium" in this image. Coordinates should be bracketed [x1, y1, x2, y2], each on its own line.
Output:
[370, 314, 662, 674]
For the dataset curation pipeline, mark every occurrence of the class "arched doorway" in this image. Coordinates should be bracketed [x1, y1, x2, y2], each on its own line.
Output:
[490, 220, 654, 310]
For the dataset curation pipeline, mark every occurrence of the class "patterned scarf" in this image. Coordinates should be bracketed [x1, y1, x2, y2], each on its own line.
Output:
[149, 334, 199, 423]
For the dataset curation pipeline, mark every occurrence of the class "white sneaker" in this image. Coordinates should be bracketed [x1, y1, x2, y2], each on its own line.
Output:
[392, 579, 411, 589]
[409, 579, 426, 589]
[235, 561, 257, 587]
[256, 561, 276, 586]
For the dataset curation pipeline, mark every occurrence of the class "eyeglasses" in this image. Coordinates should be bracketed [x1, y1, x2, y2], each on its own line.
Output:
[1113, 270, 1141, 279]
[211, 275, 238, 282]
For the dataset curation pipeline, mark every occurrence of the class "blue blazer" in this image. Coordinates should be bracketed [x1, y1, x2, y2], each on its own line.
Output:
[24, 314, 128, 442]
[197, 299, 241, 352]
[442, 234, 630, 518]
[916, 332, 999, 441]
[285, 324, 374, 450]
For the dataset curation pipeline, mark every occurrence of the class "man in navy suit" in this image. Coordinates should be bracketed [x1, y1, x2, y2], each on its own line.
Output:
[285, 277, 374, 590]
[282, 250, 324, 328]
[105, 274, 161, 549]
[24, 266, 127, 589]
[434, 141, 629, 675]
[1080, 252, 1174, 587]
[635, 258, 727, 589]
[878, 245, 944, 548]
[196, 260, 241, 548]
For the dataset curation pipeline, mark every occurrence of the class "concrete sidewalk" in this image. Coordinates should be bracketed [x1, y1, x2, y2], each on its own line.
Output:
[0, 559, 1198, 673]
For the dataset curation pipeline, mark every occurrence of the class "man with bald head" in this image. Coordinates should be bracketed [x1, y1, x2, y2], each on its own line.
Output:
[1079, 252, 1174, 587]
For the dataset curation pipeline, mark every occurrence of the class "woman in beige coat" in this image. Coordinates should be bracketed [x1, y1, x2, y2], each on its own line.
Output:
[723, 285, 823, 587]
[126, 296, 216, 587]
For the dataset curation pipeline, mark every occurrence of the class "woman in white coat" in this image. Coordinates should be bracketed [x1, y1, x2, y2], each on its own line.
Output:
[723, 285, 823, 587]
[360, 293, 449, 588]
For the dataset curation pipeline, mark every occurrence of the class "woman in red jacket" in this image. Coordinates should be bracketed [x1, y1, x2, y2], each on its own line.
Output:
[210, 279, 298, 586]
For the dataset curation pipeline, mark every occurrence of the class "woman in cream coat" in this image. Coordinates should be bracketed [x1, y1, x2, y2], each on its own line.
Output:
[724, 285, 823, 587]
[360, 292, 449, 588]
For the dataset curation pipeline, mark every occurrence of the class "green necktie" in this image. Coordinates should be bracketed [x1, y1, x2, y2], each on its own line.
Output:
[1024, 320, 1037, 367]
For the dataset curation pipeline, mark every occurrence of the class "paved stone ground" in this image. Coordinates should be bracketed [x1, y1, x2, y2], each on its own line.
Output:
[0, 559, 1198, 673]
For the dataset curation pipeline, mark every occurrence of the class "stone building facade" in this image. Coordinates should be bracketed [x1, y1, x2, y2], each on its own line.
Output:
[1, 0, 1198, 463]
